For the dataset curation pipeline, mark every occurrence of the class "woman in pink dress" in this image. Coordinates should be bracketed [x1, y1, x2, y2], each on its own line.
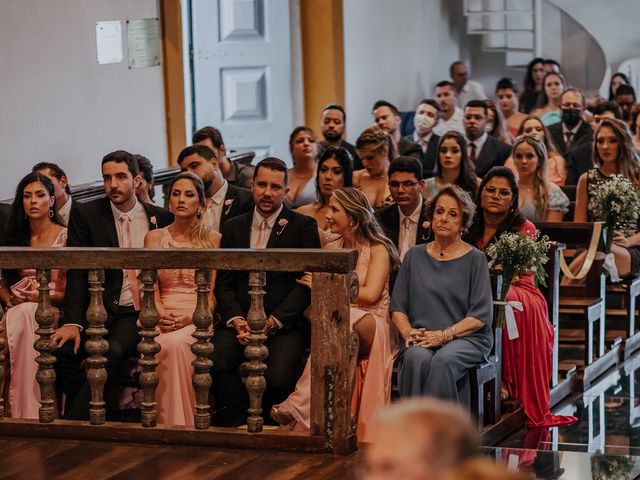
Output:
[271, 187, 400, 443]
[0, 172, 67, 419]
[143, 172, 220, 426]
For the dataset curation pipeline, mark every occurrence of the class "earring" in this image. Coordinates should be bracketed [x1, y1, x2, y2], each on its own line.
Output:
[196, 210, 202, 220]
[49, 208, 54, 218]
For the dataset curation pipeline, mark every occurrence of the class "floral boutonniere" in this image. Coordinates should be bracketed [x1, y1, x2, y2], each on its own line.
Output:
[150, 216, 158, 229]
[223, 198, 234, 215]
[421, 220, 430, 240]
[276, 218, 289, 236]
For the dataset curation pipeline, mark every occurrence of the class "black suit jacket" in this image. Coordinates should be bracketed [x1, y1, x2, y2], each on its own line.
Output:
[214, 206, 321, 331]
[63, 198, 173, 329]
[565, 142, 594, 186]
[0, 203, 11, 246]
[475, 136, 512, 178]
[220, 184, 254, 229]
[403, 134, 441, 178]
[397, 137, 422, 161]
[375, 202, 430, 250]
[547, 121, 593, 157]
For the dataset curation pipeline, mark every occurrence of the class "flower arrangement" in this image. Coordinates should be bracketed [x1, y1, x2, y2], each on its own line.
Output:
[589, 174, 640, 253]
[486, 230, 551, 328]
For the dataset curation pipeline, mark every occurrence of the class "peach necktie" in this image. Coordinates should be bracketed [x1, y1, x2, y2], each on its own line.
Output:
[119, 215, 141, 310]
[255, 219, 269, 249]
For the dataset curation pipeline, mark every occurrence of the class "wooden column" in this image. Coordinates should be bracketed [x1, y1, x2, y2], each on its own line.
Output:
[138, 269, 161, 427]
[310, 271, 359, 454]
[191, 269, 213, 429]
[85, 269, 109, 425]
[243, 271, 268, 433]
[300, 0, 345, 127]
[34, 269, 56, 423]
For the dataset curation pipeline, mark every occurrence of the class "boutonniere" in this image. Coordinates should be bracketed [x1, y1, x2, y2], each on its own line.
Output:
[223, 198, 234, 215]
[421, 220, 430, 240]
[276, 218, 289, 236]
[150, 216, 158, 229]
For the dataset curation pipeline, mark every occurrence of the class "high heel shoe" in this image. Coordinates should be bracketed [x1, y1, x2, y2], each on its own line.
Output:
[270, 404, 294, 425]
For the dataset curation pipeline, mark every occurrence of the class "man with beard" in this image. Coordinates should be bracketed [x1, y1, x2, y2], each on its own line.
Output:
[372, 100, 422, 160]
[432, 81, 465, 137]
[212, 157, 321, 427]
[403, 99, 441, 178]
[177, 145, 253, 233]
[614, 84, 637, 126]
[547, 88, 593, 157]
[463, 100, 511, 178]
[317, 104, 361, 170]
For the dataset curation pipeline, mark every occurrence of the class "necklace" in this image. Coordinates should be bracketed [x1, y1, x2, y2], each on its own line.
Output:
[434, 239, 461, 257]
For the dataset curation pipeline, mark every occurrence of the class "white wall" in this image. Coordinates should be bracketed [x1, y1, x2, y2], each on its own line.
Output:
[343, 0, 464, 140]
[0, 0, 167, 198]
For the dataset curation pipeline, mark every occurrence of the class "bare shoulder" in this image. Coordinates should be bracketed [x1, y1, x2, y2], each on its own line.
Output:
[144, 227, 165, 247]
[209, 230, 222, 248]
[296, 203, 317, 217]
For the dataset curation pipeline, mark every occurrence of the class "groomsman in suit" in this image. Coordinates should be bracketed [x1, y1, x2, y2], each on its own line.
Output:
[376, 157, 429, 261]
[404, 99, 441, 178]
[177, 144, 254, 232]
[0, 203, 11, 245]
[212, 157, 321, 427]
[547, 88, 593, 157]
[53, 150, 173, 420]
[463, 100, 511, 178]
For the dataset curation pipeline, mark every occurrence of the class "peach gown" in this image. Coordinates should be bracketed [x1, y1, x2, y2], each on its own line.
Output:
[154, 229, 199, 426]
[278, 240, 396, 443]
[5, 228, 67, 419]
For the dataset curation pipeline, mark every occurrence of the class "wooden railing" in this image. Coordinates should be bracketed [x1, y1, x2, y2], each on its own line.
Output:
[0, 247, 359, 454]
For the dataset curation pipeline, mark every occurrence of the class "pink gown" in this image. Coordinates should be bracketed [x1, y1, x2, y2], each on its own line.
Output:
[5, 228, 67, 419]
[278, 240, 396, 443]
[154, 229, 199, 426]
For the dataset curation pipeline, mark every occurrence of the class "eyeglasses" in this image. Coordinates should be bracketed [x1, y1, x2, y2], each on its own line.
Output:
[561, 102, 582, 110]
[483, 186, 513, 198]
[388, 181, 419, 189]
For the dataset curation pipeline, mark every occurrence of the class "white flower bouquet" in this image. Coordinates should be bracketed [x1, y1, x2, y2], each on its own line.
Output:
[486, 230, 550, 328]
[589, 174, 640, 253]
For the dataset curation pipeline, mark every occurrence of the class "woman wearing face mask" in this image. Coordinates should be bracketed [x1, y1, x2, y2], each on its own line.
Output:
[531, 73, 566, 126]
[485, 99, 514, 145]
[496, 77, 527, 137]
[422, 131, 480, 201]
[354, 126, 398, 208]
[407, 99, 441, 178]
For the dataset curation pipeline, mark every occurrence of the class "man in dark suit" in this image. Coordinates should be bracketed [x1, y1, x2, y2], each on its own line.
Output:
[376, 157, 429, 261]
[463, 100, 511, 178]
[212, 157, 321, 427]
[372, 100, 422, 160]
[317, 104, 362, 171]
[177, 145, 253, 232]
[547, 88, 593, 157]
[0, 203, 11, 245]
[53, 150, 173, 420]
[403, 99, 441, 178]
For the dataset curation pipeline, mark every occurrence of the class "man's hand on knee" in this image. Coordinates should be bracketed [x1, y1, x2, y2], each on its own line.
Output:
[52, 325, 81, 354]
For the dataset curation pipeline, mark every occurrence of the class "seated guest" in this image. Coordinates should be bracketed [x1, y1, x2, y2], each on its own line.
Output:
[133, 154, 155, 205]
[272, 187, 399, 442]
[284, 126, 319, 209]
[608, 72, 630, 101]
[53, 150, 172, 420]
[531, 72, 566, 126]
[423, 131, 479, 202]
[631, 104, 640, 151]
[519, 58, 545, 114]
[354, 126, 397, 208]
[450, 60, 487, 108]
[32, 162, 73, 226]
[0, 173, 67, 419]
[390, 185, 493, 402]
[466, 167, 577, 427]
[575, 118, 640, 277]
[143, 172, 219, 426]
[485, 99, 513, 145]
[495, 77, 527, 138]
[177, 145, 253, 233]
[547, 88, 593, 157]
[297, 146, 353, 246]
[317, 104, 361, 170]
[192, 126, 255, 189]
[566, 102, 621, 185]
[464, 100, 512, 178]
[212, 157, 321, 427]
[404, 99, 441, 177]
[0, 203, 10, 245]
[372, 100, 421, 159]
[615, 84, 637, 126]
[512, 136, 568, 222]
[433, 81, 465, 136]
[544, 58, 561, 74]
[376, 157, 429, 260]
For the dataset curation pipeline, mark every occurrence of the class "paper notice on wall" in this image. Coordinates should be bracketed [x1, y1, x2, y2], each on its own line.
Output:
[127, 18, 160, 69]
[96, 21, 123, 65]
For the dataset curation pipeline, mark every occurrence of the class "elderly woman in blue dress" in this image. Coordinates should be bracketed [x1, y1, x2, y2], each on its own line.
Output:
[390, 185, 494, 401]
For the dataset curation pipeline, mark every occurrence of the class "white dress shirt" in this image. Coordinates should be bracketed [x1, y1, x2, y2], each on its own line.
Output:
[456, 80, 487, 108]
[433, 107, 465, 137]
[58, 197, 72, 227]
[413, 131, 434, 154]
[203, 180, 229, 233]
[110, 199, 149, 307]
[398, 202, 422, 261]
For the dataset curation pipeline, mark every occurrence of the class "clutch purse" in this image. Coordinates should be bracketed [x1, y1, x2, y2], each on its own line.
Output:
[10, 277, 39, 302]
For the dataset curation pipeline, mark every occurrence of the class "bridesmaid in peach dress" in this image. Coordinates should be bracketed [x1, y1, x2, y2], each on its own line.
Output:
[143, 172, 219, 426]
[271, 187, 399, 443]
[0, 172, 67, 419]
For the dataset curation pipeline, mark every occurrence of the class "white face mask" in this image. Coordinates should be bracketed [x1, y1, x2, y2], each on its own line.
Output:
[414, 113, 436, 133]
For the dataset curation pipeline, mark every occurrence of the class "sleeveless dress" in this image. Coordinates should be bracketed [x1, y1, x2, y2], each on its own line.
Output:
[5, 228, 67, 419]
[284, 177, 318, 209]
[477, 220, 576, 427]
[277, 240, 396, 443]
[154, 229, 199, 426]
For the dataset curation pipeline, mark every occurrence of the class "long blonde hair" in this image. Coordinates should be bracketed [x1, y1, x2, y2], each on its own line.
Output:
[513, 135, 550, 218]
[169, 172, 217, 248]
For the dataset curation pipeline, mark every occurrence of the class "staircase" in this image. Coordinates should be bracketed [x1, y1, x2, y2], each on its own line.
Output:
[463, 0, 542, 68]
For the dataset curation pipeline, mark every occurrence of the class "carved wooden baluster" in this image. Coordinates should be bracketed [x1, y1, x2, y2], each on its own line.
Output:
[191, 269, 213, 429]
[242, 271, 268, 433]
[33, 269, 56, 423]
[138, 269, 161, 427]
[85, 269, 109, 425]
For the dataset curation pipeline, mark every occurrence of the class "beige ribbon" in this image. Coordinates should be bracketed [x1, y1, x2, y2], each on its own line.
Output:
[494, 300, 523, 340]
[558, 222, 603, 280]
